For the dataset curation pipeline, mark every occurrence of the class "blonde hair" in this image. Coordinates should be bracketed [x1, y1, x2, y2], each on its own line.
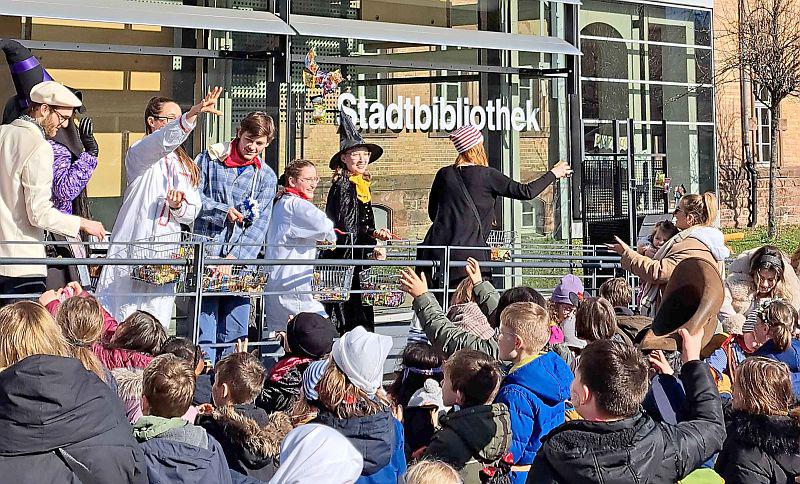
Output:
[404, 460, 463, 484]
[454, 143, 488, 167]
[598, 278, 632, 308]
[0, 301, 72, 368]
[500, 302, 550, 352]
[734, 357, 795, 416]
[679, 192, 718, 227]
[55, 296, 106, 380]
[291, 356, 390, 421]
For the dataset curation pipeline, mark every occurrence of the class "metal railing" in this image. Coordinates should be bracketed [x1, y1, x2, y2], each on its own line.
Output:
[0, 238, 631, 351]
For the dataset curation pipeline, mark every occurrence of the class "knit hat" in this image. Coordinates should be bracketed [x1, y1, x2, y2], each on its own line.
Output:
[302, 359, 329, 401]
[449, 124, 484, 154]
[287, 313, 337, 359]
[331, 326, 394, 397]
[552, 274, 584, 305]
[407, 379, 445, 409]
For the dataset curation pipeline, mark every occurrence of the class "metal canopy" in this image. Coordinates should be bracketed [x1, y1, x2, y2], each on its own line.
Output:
[0, 0, 295, 35]
[290, 15, 581, 56]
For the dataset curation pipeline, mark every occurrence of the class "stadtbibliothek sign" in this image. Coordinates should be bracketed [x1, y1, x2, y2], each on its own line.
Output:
[337, 93, 542, 132]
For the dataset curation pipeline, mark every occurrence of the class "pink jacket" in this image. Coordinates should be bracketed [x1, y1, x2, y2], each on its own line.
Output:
[47, 292, 152, 371]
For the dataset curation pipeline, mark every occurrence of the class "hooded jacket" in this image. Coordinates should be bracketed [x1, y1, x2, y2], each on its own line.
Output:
[423, 403, 512, 484]
[716, 408, 800, 484]
[495, 351, 573, 484]
[313, 408, 406, 484]
[0, 355, 147, 484]
[134, 415, 232, 484]
[197, 403, 292, 481]
[113, 367, 199, 424]
[718, 248, 800, 334]
[527, 360, 725, 484]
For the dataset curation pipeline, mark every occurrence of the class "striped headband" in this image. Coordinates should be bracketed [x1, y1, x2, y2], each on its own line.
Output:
[449, 124, 484, 154]
[302, 359, 329, 401]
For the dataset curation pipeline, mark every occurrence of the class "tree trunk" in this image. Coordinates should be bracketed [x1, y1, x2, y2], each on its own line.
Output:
[768, 103, 780, 239]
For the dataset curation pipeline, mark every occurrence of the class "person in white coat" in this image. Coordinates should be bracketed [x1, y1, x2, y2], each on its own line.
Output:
[265, 159, 336, 331]
[95, 88, 222, 329]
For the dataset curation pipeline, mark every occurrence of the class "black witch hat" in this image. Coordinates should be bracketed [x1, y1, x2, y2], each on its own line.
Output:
[329, 110, 383, 170]
[1, 39, 85, 157]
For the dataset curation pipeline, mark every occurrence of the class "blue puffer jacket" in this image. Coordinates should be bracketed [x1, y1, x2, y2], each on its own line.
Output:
[495, 351, 573, 484]
[314, 408, 407, 484]
[755, 339, 800, 397]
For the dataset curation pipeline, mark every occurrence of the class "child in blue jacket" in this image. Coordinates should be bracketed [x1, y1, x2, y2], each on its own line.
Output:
[494, 302, 573, 484]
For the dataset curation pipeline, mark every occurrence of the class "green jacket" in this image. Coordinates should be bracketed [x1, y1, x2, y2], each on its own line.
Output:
[423, 403, 512, 484]
[412, 280, 500, 358]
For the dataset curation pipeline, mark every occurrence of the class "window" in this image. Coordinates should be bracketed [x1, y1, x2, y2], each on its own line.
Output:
[520, 199, 545, 234]
[754, 85, 772, 165]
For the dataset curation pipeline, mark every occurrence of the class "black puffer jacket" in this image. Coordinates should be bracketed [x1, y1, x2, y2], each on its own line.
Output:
[197, 403, 292, 481]
[716, 408, 800, 484]
[256, 359, 307, 413]
[528, 360, 725, 484]
[0, 355, 147, 483]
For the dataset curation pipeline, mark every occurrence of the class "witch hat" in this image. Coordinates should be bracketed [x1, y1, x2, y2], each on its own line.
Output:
[329, 110, 383, 170]
[2, 39, 85, 157]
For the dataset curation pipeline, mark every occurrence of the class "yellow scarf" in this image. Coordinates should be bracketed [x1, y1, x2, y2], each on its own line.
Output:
[349, 174, 372, 203]
[509, 352, 545, 374]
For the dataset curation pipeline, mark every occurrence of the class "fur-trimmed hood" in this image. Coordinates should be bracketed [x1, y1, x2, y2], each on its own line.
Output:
[112, 367, 143, 402]
[197, 403, 291, 480]
[727, 410, 800, 455]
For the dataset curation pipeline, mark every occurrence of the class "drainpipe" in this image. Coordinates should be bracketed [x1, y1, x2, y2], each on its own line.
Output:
[739, 0, 758, 226]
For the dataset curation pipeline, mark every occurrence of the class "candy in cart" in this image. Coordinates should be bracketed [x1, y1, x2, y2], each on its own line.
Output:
[487, 230, 518, 261]
[130, 232, 204, 286]
[312, 264, 354, 303]
[202, 265, 270, 293]
[360, 267, 405, 308]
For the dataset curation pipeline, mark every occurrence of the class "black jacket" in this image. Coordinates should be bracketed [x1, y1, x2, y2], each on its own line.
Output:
[528, 360, 725, 484]
[420, 165, 555, 281]
[0, 355, 147, 484]
[716, 407, 800, 484]
[256, 359, 307, 413]
[198, 403, 290, 481]
[325, 175, 377, 250]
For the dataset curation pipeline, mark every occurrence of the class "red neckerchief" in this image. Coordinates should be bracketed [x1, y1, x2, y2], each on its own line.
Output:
[223, 139, 261, 169]
[284, 187, 311, 201]
[267, 356, 313, 382]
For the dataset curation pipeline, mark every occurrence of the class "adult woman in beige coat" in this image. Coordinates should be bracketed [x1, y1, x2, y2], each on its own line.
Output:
[607, 192, 730, 317]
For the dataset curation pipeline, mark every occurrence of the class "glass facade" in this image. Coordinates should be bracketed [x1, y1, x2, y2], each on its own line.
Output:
[0, 0, 716, 243]
[579, 0, 715, 197]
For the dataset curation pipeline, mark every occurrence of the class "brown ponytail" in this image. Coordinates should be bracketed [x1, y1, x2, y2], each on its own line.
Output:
[762, 299, 798, 352]
[144, 96, 200, 187]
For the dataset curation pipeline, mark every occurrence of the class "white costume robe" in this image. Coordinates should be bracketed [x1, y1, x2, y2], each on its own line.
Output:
[264, 193, 336, 331]
[95, 114, 200, 329]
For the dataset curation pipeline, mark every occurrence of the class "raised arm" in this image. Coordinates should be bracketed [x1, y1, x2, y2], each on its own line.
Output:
[487, 161, 571, 201]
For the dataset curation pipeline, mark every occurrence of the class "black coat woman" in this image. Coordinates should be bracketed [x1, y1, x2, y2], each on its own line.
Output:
[325, 116, 392, 333]
[418, 124, 572, 300]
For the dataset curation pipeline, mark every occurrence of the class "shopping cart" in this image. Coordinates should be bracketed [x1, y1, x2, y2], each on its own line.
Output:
[201, 265, 270, 293]
[487, 230, 518, 261]
[130, 232, 205, 286]
[312, 232, 355, 303]
[360, 238, 414, 307]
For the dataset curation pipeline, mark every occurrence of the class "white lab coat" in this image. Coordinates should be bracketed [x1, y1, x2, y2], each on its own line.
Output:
[264, 193, 336, 331]
[95, 114, 201, 329]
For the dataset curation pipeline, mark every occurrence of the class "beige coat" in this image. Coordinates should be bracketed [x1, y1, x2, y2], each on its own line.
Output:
[621, 226, 729, 316]
[718, 248, 800, 334]
[0, 119, 80, 277]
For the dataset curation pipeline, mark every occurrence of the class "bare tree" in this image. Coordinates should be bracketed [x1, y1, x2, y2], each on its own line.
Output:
[722, 0, 800, 238]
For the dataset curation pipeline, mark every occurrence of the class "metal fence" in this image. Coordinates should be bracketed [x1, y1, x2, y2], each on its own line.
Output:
[0, 238, 630, 352]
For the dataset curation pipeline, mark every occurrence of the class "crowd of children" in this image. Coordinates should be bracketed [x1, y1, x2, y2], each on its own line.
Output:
[4, 240, 800, 483]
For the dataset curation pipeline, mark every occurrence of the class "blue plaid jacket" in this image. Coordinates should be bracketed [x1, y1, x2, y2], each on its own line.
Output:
[193, 141, 277, 259]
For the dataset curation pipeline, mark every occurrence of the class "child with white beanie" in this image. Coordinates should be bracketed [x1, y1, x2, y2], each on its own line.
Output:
[293, 326, 407, 484]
